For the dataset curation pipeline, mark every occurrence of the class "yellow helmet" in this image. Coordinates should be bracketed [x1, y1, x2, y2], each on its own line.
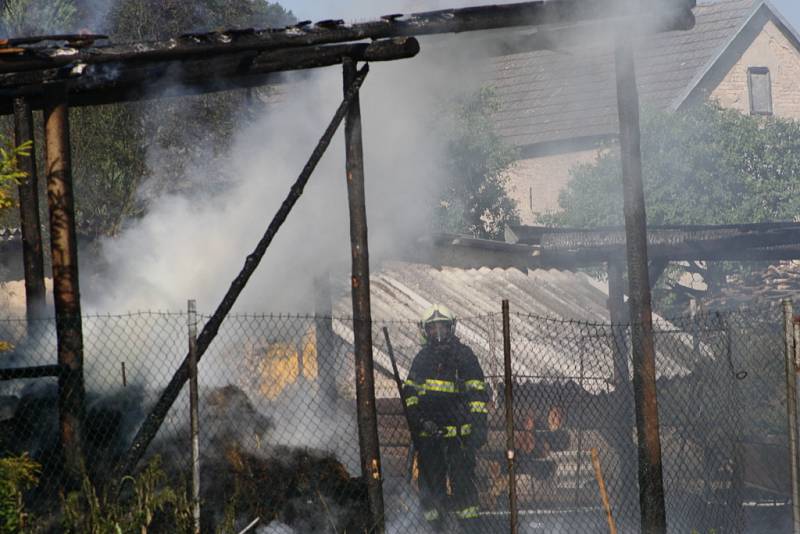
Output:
[420, 304, 457, 344]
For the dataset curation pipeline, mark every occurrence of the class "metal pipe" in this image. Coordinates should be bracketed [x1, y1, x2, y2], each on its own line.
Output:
[343, 57, 384, 534]
[783, 299, 800, 534]
[502, 299, 518, 534]
[0, 364, 62, 380]
[613, 28, 666, 534]
[114, 64, 371, 481]
[43, 88, 86, 487]
[188, 299, 201, 534]
[314, 274, 337, 406]
[13, 96, 46, 321]
[121, 361, 127, 387]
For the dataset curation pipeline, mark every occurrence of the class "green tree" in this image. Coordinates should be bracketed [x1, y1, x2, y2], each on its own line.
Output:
[0, 0, 76, 35]
[0, 0, 295, 238]
[437, 88, 520, 239]
[543, 103, 800, 309]
[547, 103, 800, 227]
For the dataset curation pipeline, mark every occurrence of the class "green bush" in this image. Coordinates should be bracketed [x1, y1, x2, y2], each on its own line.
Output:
[0, 453, 40, 534]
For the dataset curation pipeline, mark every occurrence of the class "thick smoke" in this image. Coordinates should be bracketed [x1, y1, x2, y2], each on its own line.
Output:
[85, 28, 481, 314]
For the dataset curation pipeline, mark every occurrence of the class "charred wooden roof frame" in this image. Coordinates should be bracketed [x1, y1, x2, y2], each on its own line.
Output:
[0, 1, 696, 531]
[405, 222, 800, 271]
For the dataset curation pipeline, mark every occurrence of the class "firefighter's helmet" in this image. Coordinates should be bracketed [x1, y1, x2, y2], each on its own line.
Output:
[420, 304, 457, 345]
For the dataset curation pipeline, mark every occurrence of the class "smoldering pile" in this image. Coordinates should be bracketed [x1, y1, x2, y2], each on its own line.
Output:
[0, 383, 367, 533]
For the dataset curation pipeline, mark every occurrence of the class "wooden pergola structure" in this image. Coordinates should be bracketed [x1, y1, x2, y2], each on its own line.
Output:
[0, 1, 696, 532]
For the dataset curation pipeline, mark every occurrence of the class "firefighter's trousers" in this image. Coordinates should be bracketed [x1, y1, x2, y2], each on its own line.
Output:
[417, 436, 480, 531]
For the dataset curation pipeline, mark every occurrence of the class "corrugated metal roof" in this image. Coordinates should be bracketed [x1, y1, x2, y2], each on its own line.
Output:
[486, 0, 761, 148]
[332, 262, 701, 391]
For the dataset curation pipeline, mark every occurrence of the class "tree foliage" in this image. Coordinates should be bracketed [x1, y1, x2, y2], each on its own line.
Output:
[546, 103, 800, 228]
[0, 139, 32, 213]
[0, 0, 76, 36]
[437, 88, 520, 239]
[0, 0, 295, 238]
[543, 103, 800, 310]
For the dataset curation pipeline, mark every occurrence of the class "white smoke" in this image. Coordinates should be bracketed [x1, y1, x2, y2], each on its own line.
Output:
[85, 36, 477, 314]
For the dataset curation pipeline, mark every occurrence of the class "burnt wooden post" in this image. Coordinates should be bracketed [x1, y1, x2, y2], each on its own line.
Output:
[783, 300, 800, 534]
[502, 300, 518, 534]
[343, 57, 384, 533]
[13, 97, 46, 320]
[43, 89, 86, 486]
[613, 29, 667, 533]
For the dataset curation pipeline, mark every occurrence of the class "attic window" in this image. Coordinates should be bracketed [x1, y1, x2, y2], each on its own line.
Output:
[748, 67, 773, 115]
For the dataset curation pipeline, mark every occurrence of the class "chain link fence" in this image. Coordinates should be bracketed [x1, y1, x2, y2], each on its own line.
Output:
[0, 303, 793, 533]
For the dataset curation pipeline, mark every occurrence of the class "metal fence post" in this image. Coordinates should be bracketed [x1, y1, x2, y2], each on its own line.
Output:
[783, 299, 800, 534]
[502, 300, 518, 534]
[188, 299, 200, 534]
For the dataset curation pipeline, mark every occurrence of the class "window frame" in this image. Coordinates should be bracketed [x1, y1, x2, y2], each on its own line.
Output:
[747, 66, 773, 116]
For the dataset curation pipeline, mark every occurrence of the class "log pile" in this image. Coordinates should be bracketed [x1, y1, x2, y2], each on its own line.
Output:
[708, 261, 800, 307]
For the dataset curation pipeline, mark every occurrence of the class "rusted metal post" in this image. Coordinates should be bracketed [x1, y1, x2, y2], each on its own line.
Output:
[188, 299, 200, 534]
[342, 57, 384, 533]
[314, 274, 337, 406]
[502, 299, 518, 534]
[13, 97, 46, 320]
[607, 260, 630, 386]
[43, 89, 86, 487]
[613, 28, 667, 533]
[783, 299, 800, 534]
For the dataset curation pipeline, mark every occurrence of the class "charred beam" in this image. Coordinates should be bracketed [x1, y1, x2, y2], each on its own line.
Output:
[0, 38, 419, 113]
[43, 89, 86, 488]
[13, 97, 46, 320]
[0, 0, 694, 75]
[114, 64, 370, 482]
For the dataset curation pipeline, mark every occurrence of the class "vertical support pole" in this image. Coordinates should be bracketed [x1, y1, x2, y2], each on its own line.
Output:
[315, 274, 338, 407]
[614, 29, 666, 533]
[605, 259, 638, 527]
[188, 299, 201, 534]
[343, 57, 384, 534]
[502, 299, 518, 534]
[43, 89, 86, 487]
[607, 260, 630, 386]
[783, 299, 800, 534]
[13, 97, 46, 321]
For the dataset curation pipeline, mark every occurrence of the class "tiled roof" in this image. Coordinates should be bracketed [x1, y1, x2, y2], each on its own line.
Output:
[486, 0, 761, 148]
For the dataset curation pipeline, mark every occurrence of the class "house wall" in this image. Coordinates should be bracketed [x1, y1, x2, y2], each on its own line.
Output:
[710, 19, 800, 119]
[507, 148, 599, 224]
[507, 18, 800, 220]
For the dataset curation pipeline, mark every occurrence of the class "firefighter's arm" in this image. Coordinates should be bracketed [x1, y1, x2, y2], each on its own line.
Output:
[461, 346, 489, 447]
[402, 351, 426, 430]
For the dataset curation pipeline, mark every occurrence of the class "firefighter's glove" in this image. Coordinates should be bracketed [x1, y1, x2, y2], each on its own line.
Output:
[420, 420, 439, 436]
[467, 425, 488, 449]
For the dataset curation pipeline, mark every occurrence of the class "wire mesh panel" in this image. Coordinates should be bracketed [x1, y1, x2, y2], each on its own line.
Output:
[0, 304, 793, 533]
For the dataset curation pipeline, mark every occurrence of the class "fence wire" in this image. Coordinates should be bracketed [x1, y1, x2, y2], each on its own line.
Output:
[0, 303, 792, 533]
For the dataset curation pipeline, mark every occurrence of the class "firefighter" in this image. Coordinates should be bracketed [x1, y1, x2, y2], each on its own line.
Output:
[403, 304, 489, 533]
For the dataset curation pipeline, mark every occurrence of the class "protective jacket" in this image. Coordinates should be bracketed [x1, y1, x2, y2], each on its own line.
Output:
[403, 337, 489, 531]
[402, 337, 489, 444]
